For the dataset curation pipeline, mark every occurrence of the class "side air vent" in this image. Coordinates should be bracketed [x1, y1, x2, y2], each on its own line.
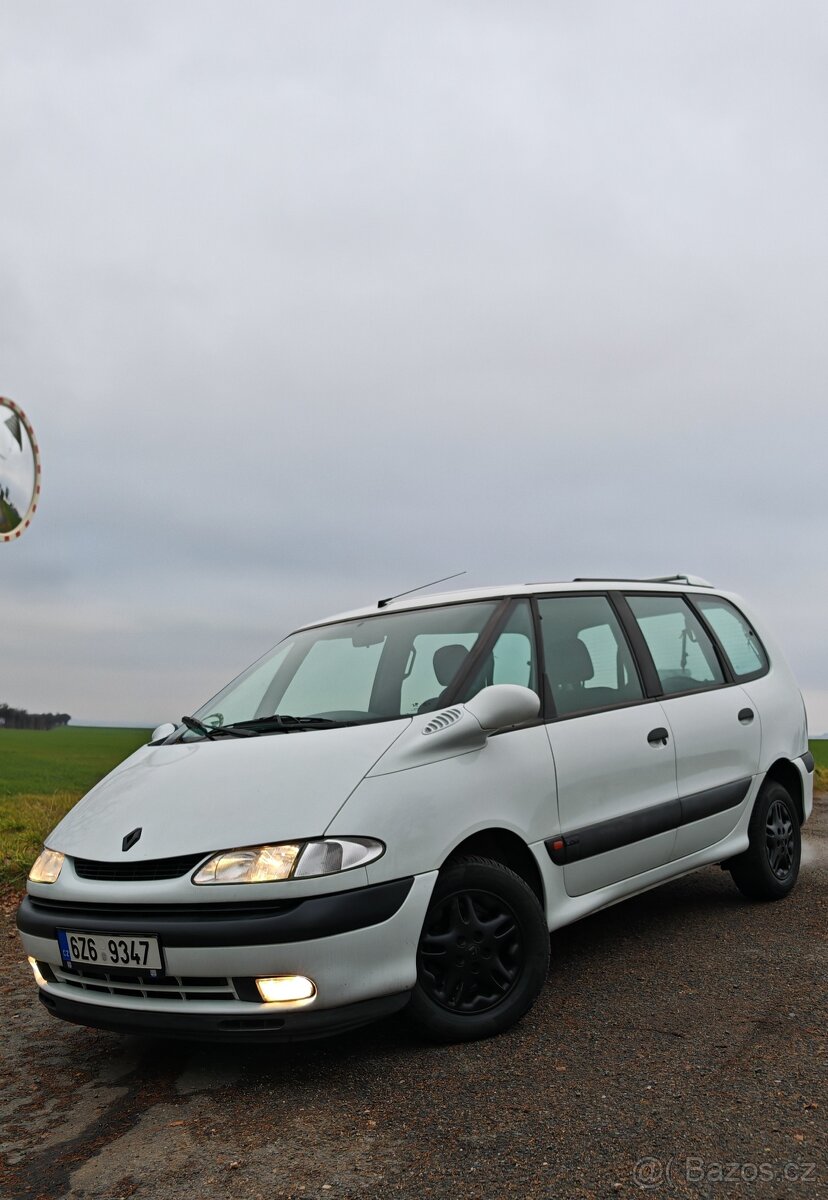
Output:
[423, 708, 463, 736]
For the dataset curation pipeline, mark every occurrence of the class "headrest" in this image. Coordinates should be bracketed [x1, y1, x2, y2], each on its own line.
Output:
[433, 643, 470, 687]
[549, 638, 594, 686]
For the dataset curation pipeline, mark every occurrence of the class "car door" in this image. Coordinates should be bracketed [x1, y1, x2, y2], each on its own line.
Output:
[537, 594, 679, 898]
[622, 592, 762, 860]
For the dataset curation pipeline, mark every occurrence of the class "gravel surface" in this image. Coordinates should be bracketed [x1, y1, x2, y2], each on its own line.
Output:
[1, 798, 826, 1200]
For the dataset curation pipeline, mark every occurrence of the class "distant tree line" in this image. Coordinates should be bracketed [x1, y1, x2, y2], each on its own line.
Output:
[0, 704, 71, 730]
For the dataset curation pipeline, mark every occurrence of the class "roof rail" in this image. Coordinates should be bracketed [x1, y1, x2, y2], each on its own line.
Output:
[572, 574, 714, 588]
[643, 574, 714, 587]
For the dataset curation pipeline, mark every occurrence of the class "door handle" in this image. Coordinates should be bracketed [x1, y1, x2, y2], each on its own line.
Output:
[738, 708, 755, 724]
[647, 727, 670, 747]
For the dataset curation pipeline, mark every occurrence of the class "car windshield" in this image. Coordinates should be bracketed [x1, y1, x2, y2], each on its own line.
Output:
[186, 600, 501, 735]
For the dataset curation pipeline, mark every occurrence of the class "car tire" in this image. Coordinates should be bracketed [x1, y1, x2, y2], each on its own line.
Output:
[729, 780, 801, 901]
[407, 855, 550, 1042]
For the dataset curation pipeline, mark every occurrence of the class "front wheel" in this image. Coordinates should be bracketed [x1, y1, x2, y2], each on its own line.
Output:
[407, 855, 550, 1042]
[729, 781, 801, 901]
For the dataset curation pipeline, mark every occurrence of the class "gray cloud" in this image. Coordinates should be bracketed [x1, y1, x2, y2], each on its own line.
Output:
[1, 1, 826, 728]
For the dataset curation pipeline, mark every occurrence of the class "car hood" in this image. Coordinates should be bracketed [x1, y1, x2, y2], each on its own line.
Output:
[48, 721, 409, 862]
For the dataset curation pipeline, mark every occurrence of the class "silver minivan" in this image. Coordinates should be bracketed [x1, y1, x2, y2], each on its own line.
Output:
[18, 574, 814, 1042]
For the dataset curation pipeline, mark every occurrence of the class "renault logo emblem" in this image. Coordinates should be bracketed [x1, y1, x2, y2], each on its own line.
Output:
[122, 827, 142, 852]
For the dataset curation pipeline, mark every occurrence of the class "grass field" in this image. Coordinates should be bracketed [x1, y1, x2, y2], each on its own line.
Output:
[811, 738, 828, 775]
[0, 727, 150, 887]
[0, 727, 826, 890]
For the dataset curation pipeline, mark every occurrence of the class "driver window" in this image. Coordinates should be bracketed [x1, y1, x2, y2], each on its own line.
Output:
[537, 594, 643, 717]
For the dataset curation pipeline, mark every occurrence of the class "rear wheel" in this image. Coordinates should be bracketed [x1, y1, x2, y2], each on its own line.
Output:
[407, 855, 549, 1042]
[729, 781, 801, 901]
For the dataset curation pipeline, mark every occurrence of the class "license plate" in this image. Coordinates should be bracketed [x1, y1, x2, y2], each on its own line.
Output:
[57, 929, 163, 971]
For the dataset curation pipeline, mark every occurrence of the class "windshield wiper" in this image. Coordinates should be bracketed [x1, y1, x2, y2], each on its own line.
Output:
[180, 715, 257, 739]
[222, 714, 352, 734]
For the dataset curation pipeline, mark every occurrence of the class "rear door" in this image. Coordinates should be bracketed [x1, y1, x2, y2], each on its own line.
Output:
[538, 594, 679, 897]
[622, 592, 762, 860]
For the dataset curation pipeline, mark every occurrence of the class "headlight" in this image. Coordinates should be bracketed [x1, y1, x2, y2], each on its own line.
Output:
[193, 843, 302, 884]
[192, 837, 384, 884]
[29, 848, 64, 884]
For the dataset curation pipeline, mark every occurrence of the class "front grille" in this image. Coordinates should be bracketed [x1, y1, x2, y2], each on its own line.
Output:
[39, 960, 243, 1002]
[73, 852, 209, 882]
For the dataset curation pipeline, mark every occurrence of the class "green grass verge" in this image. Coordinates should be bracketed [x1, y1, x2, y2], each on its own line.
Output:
[0, 727, 150, 888]
[811, 738, 828, 792]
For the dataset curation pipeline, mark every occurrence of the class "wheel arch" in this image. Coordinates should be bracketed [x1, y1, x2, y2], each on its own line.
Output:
[444, 828, 545, 907]
[763, 758, 805, 825]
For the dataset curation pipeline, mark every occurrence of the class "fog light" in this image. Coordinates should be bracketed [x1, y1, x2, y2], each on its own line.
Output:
[256, 975, 317, 1004]
[27, 957, 48, 987]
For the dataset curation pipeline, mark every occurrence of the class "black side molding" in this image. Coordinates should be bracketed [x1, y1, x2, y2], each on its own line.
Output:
[679, 778, 751, 824]
[17, 877, 414, 948]
[547, 798, 680, 865]
[546, 778, 752, 866]
[801, 751, 815, 774]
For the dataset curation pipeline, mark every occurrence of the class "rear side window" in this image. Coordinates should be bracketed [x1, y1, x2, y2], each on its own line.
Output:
[537, 594, 643, 717]
[626, 594, 724, 694]
[693, 596, 769, 678]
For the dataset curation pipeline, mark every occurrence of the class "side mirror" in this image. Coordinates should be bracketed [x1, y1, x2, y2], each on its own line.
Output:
[464, 684, 540, 733]
[374, 685, 541, 773]
[149, 722, 177, 745]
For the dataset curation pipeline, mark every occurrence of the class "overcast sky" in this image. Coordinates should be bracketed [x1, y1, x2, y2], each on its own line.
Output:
[1, 1, 827, 730]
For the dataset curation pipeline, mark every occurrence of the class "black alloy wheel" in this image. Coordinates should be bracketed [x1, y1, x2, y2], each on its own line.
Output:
[729, 780, 801, 901]
[418, 887, 522, 1014]
[407, 856, 549, 1042]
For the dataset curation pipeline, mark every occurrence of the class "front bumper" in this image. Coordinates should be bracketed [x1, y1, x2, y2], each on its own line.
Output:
[18, 872, 437, 1041]
[37, 988, 411, 1041]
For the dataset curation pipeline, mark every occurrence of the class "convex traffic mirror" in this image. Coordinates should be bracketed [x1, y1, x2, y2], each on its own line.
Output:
[0, 398, 40, 541]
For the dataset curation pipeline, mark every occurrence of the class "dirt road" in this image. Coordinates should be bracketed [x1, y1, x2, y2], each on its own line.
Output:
[2, 800, 826, 1199]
